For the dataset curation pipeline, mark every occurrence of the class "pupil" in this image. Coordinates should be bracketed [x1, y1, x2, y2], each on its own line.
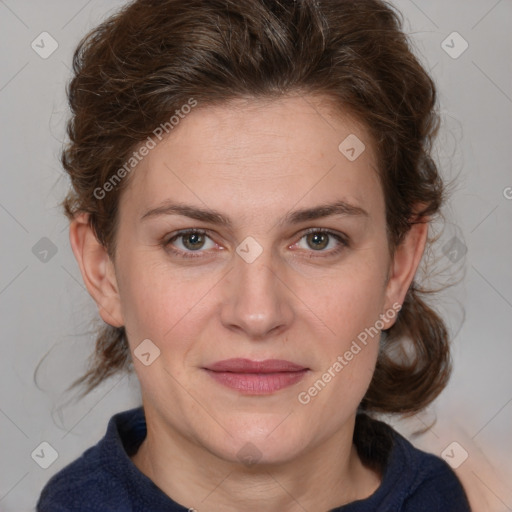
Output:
[185, 233, 203, 250]
[309, 232, 327, 250]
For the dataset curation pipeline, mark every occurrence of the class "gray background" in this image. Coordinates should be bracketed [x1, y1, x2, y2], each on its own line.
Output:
[0, 1, 511, 511]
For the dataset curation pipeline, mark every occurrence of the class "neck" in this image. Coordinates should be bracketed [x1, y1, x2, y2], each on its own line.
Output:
[130, 408, 381, 512]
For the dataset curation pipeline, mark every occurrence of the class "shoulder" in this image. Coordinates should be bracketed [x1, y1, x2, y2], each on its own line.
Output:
[397, 440, 471, 511]
[36, 447, 131, 511]
[352, 414, 471, 512]
[36, 407, 146, 512]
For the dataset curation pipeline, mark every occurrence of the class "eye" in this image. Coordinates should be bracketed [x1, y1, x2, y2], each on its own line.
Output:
[294, 228, 348, 256]
[163, 227, 348, 260]
[164, 229, 217, 258]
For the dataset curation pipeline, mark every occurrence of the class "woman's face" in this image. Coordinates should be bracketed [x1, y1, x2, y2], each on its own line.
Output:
[102, 95, 415, 464]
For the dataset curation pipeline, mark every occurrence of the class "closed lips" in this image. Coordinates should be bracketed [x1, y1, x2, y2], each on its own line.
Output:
[203, 359, 309, 394]
[204, 358, 308, 373]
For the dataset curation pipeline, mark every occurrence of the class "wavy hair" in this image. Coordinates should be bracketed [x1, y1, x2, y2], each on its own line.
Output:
[60, 0, 450, 414]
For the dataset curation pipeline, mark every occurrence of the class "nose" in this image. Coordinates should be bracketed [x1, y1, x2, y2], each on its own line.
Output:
[219, 243, 294, 340]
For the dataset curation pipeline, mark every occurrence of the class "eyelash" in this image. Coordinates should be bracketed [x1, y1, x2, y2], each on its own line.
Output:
[162, 228, 349, 260]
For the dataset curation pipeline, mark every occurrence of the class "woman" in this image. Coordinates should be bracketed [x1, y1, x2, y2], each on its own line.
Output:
[37, 0, 471, 510]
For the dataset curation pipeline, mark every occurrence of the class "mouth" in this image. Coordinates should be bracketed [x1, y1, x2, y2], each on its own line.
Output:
[202, 358, 309, 395]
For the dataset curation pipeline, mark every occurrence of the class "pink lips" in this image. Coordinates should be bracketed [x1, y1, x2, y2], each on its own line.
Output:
[203, 358, 309, 394]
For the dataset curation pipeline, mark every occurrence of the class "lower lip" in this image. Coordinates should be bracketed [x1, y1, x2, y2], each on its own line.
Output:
[204, 369, 308, 394]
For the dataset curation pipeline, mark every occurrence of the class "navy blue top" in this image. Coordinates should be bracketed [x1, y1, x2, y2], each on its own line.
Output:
[37, 406, 471, 511]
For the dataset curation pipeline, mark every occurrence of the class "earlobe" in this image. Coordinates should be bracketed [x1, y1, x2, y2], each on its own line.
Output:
[69, 213, 124, 328]
[383, 219, 429, 328]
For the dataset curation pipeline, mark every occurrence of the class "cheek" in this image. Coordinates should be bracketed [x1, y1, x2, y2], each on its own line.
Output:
[117, 256, 217, 350]
[298, 257, 388, 344]
[120, 257, 196, 340]
[295, 254, 388, 407]
[318, 281, 384, 382]
[116, 258, 216, 402]
[297, 272, 384, 425]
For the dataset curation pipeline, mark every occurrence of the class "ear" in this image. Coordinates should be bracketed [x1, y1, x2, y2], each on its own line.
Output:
[382, 218, 429, 329]
[69, 213, 124, 328]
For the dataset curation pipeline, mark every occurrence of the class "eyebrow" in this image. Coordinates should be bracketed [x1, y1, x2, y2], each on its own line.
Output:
[140, 199, 368, 226]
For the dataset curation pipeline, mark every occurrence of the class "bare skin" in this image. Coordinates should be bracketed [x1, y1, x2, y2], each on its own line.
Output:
[70, 94, 428, 512]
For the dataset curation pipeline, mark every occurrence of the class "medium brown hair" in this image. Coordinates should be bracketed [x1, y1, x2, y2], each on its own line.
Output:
[61, 0, 450, 414]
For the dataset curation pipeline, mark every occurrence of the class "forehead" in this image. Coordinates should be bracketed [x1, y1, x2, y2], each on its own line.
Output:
[120, 95, 383, 223]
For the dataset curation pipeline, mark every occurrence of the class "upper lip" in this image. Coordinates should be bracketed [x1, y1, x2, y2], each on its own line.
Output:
[205, 358, 308, 373]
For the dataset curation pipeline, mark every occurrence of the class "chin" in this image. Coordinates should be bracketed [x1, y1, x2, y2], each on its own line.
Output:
[209, 419, 309, 467]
